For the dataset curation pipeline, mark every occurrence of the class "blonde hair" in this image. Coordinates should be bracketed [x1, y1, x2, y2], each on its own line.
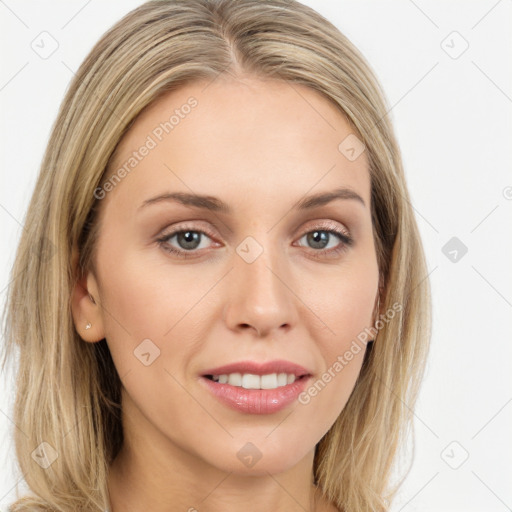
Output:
[1, 1, 431, 510]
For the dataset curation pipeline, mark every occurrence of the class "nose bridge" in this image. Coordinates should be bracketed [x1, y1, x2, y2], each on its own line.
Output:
[225, 232, 298, 336]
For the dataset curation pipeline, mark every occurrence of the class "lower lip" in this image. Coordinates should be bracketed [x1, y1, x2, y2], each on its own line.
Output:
[200, 375, 311, 414]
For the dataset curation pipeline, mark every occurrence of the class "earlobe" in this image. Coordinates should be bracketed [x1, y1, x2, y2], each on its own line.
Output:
[70, 244, 105, 343]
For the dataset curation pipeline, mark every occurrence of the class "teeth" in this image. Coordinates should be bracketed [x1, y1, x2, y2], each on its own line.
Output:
[228, 373, 242, 387]
[261, 373, 277, 389]
[242, 374, 260, 389]
[211, 372, 297, 390]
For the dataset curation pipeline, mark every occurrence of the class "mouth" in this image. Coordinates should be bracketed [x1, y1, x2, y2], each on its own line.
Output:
[199, 360, 313, 414]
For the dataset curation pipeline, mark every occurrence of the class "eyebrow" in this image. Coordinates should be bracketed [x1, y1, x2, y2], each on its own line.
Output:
[138, 187, 365, 214]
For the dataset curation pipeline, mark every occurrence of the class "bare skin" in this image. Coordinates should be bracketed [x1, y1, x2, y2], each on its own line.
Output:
[71, 74, 379, 512]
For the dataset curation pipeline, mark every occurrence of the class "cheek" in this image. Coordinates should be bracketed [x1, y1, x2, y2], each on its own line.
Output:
[332, 279, 376, 340]
[94, 252, 205, 430]
[95, 239, 223, 385]
[299, 256, 378, 412]
[310, 256, 379, 348]
[94, 242, 181, 362]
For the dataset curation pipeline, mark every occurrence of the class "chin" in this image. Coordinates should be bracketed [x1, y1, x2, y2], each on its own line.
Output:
[199, 435, 314, 476]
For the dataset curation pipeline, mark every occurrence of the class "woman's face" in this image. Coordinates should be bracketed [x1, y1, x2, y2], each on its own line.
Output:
[79, 75, 379, 475]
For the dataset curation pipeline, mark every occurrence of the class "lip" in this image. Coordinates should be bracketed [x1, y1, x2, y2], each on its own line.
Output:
[201, 359, 312, 378]
[199, 359, 313, 415]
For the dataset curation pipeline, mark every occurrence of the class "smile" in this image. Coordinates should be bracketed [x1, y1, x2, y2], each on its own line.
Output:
[200, 360, 313, 414]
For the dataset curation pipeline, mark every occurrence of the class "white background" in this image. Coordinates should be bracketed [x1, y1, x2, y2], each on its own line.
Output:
[1, 1, 511, 510]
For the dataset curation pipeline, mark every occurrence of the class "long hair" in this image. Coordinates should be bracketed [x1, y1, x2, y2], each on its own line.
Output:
[1, 1, 431, 510]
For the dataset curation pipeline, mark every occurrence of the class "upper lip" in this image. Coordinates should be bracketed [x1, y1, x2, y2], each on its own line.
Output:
[201, 359, 312, 378]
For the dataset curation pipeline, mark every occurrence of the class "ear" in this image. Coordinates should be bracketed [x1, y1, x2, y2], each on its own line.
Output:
[70, 243, 105, 343]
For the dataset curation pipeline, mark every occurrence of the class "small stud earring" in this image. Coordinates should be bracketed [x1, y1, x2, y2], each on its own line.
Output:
[85, 322, 92, 330]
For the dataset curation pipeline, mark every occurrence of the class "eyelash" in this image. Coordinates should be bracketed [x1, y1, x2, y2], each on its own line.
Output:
[156, 222, 353, 260]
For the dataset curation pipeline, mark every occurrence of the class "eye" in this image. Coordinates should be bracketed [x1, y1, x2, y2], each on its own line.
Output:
[156, 221, 353, 260]
[295, 225, 353, 258]
[156, 224, 216, 259]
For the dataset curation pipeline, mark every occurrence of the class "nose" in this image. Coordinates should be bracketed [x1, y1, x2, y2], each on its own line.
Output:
[222, 239, 299, 339]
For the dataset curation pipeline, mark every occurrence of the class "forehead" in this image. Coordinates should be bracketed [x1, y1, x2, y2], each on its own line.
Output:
[104, 76, 370, 213]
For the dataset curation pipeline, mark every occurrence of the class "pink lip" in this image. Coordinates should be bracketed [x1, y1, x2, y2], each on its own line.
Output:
[199, 359, 313, 415]
[201, 359, 311, 378]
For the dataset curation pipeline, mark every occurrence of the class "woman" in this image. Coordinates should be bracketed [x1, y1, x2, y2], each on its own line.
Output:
[1, 0, 431, 510]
